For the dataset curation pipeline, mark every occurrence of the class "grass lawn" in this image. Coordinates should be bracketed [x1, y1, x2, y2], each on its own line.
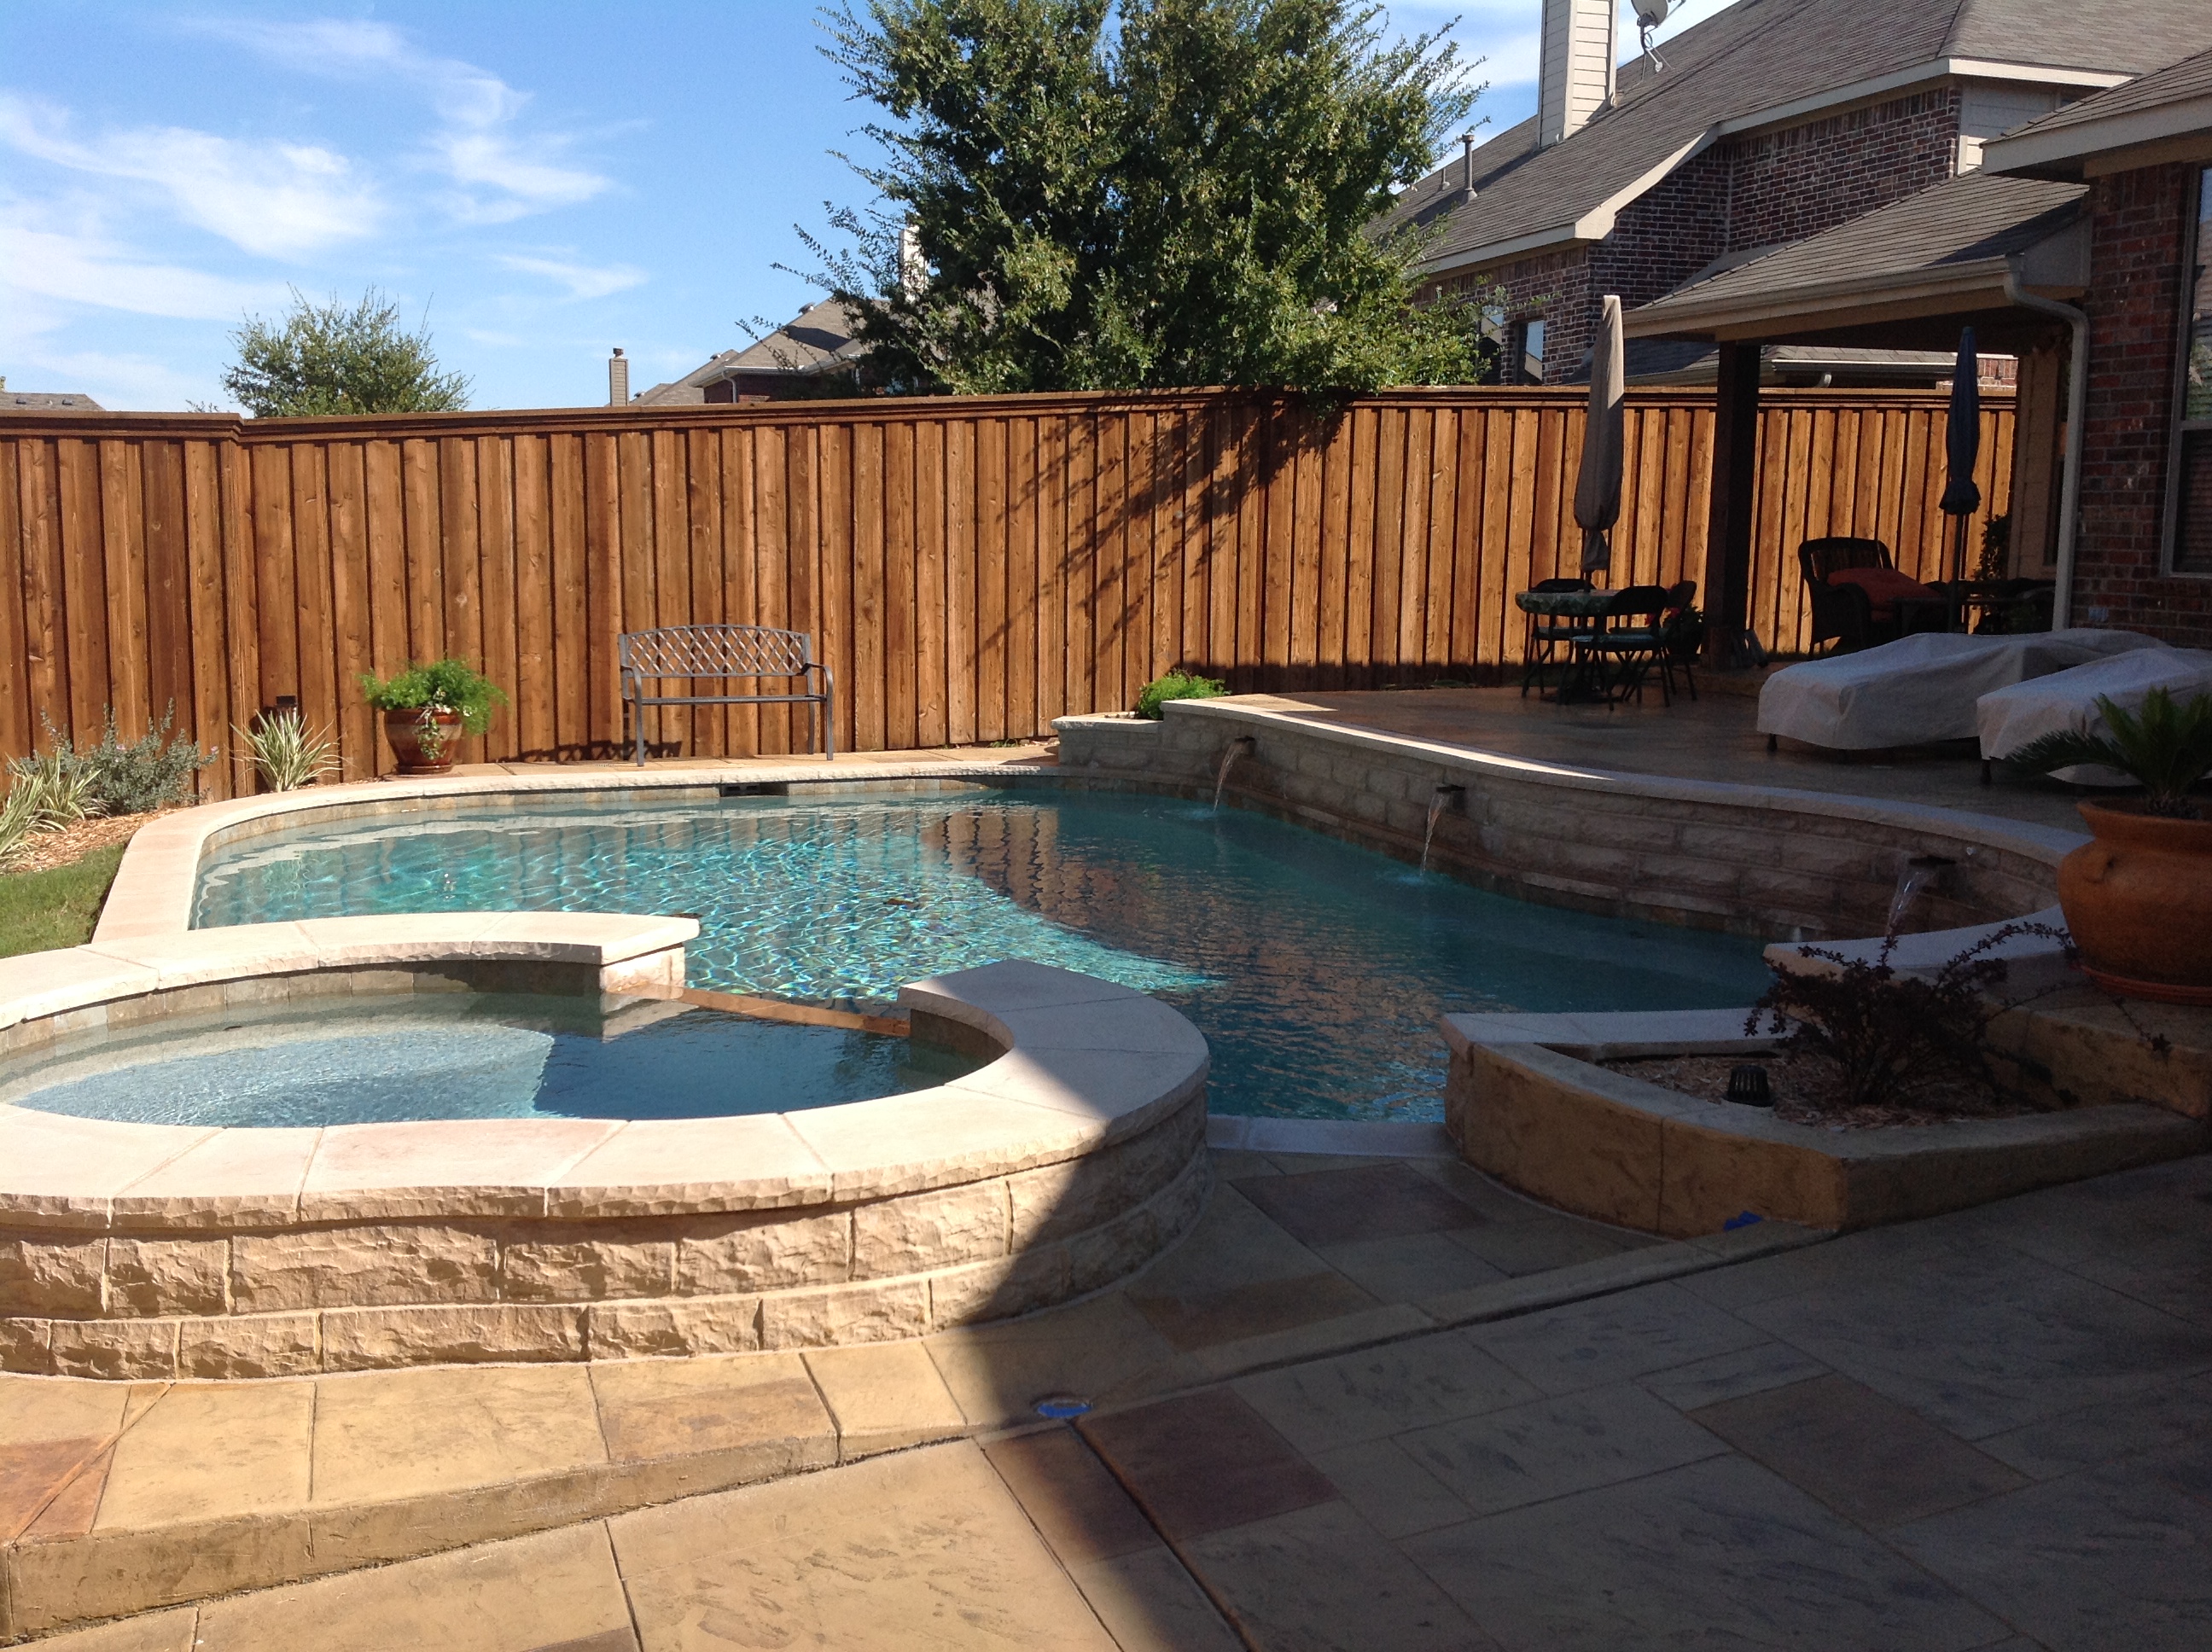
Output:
[0, 845, 127, 958]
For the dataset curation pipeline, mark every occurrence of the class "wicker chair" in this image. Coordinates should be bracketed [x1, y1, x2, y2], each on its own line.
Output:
[1799, 537, 1901, 654]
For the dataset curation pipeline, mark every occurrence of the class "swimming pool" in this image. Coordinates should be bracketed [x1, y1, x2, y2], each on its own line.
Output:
[0, 992, 971, 1128]
[194, 788, 1774, 1121]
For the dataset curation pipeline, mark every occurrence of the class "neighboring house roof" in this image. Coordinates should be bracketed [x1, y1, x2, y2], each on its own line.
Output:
[1982, 44, 2212, 177]
[1, 389, 104, 411]
[636, 299, 864, 405]
[1390, 0, 2210, 278]
[1623, 169, 2087, 339]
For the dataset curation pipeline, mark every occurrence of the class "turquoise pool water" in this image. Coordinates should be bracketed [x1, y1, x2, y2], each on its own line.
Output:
[194, 788, 1773, 1121]
[0, 994, 971, 1128]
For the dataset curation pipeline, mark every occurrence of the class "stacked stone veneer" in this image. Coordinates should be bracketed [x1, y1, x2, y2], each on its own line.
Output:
[0, 961, 1211, 1380]
[1057, 702, 2067, 942]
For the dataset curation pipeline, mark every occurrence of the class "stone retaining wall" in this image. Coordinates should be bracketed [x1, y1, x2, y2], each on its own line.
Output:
[1056, 704, 2074, 942]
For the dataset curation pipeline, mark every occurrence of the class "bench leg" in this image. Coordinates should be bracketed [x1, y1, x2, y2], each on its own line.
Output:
[632, 700, 645, 767]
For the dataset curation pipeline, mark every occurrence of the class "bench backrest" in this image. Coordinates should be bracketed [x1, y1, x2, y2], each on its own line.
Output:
[618, 624, 813, 679]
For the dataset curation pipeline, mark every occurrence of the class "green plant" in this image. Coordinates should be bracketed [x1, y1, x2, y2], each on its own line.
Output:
[1135, 670, 1229, 719]
[2005, 687, 2212, 818]
[0, 844, 127, 957]
[1974, 513, 2011, 582]
[236, 709, 341, 793]
[360, 660, 509, 736]
[221, 288, 470, 417]
[6, 745, 94, 828]
[1747, 921, 2069, 1115]
[21, 707, 214, 817]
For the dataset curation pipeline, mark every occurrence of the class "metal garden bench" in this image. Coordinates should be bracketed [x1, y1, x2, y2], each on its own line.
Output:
[617, 624, 836, 765]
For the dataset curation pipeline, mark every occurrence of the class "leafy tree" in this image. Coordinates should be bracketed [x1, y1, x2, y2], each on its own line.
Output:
[809, 0, 1493, 397]
[220, 288, 471, 417]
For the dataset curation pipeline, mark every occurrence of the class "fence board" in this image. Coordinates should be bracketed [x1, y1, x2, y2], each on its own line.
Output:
[0, 388, 2011, 789]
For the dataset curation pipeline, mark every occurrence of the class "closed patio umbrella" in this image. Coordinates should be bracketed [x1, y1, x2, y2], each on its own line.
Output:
[1575, 294, 1626, 578]
[1941, 326, 1982, 590]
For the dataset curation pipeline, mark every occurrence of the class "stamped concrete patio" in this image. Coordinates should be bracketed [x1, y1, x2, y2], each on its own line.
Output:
[9, 1146, 2208, 1651]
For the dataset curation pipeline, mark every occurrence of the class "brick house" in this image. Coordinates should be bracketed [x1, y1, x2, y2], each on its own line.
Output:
[635, 299, 864, 406]
[1623, 44, 2212, 649]
[1396, 0, 2212, 386]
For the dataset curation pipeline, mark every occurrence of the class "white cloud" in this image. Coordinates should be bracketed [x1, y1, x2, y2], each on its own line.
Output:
[20, 348, 212, 411]
[493, 253, 647, 300]
[188, 16, 611, 226]
[0, 95, 383, 259]
[0, 205, 288, 319]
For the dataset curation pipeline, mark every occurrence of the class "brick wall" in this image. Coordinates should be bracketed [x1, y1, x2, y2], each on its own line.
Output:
[1432, 90, 1965, 383]
[2074, 161, 2210, 646]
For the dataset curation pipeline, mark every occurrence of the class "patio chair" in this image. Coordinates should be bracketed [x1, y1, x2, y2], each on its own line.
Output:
[1659, 579, 1701, 703]
[1586, 585, 1677, 706]
[1799, 538, 1942, 654]
[1519, 576, 1596, 698]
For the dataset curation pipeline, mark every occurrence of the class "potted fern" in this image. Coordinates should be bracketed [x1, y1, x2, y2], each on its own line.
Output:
[2007, 686, 2212, 1003]
[361, 660, 507, 775]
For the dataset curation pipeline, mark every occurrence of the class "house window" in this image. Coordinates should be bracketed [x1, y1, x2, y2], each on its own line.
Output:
[1518, 318, 1546, 385]
[2168, 166, 2212, 573]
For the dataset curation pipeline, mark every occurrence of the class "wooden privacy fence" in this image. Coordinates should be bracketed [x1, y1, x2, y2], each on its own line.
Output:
[0, 385, 2011, 798]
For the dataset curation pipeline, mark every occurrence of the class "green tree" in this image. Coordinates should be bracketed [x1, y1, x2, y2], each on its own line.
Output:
[810, 0, 1492, 397]
[220, 288, 471, 417]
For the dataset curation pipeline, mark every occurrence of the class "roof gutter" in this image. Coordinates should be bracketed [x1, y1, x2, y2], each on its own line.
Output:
[2003, 266, 2088, 630]
[1623, 257, 2023, 338]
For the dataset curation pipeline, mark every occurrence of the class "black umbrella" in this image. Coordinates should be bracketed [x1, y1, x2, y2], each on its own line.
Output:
[1940, 327, 1982, 590]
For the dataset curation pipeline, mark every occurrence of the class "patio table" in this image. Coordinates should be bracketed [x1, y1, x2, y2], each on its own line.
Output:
[1516, 587, 1616, 702]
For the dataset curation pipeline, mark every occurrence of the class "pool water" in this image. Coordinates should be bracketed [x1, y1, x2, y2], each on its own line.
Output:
[0, 993, 973, 1128]
[195, 789, 1774, 1122]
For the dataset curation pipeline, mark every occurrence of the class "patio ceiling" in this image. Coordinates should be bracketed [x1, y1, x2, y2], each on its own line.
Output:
[1622, 172, 2087, 347]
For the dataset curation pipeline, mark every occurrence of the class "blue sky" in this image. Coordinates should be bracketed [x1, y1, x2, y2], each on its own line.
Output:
[1, 2, 1709, 411]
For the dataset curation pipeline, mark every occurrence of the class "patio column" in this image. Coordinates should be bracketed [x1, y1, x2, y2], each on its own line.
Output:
[1703, 341, 1761, 666]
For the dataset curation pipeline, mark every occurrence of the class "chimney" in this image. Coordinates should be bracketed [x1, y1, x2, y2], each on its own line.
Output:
[608, 347, 629, 407]
[1537, 0, 1618, 149]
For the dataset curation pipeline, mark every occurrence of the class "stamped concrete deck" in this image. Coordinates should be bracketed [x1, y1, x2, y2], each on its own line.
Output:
[1230, 682, 2094, 833]
[15, 1149, 2205, 1650]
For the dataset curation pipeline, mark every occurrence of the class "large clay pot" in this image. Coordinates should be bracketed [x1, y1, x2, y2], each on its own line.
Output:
[382, 708, 464, 776]
[2058, 800, 2212, 1004]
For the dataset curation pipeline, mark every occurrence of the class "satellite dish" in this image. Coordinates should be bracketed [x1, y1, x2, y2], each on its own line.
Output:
[1632, 0, 1671, 26]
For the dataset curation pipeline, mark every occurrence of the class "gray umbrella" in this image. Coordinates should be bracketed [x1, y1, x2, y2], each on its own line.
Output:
[1575, 294, 1626, 577]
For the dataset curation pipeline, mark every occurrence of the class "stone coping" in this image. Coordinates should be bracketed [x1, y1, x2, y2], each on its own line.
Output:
[1065, 701, 2089, 870]
[0, 957, 1206, 1235]
[98, 758, 1058, 942]
[1441, 1008, 2204, 1236]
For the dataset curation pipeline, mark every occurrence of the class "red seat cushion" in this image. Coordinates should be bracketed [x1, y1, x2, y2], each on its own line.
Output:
[1825, 565, 1937, 621]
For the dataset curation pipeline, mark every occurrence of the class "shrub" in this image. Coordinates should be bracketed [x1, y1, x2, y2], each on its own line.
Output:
[19, 707, 214, 817]
[360, 659, 508, 736]
[1746, 921, 2068, 1116]
[236, 708, 341, 793]
[1134, 670, 1228, 720]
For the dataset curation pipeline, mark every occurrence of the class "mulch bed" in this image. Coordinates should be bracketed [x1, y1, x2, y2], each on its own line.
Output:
[1605, 1050, 2040, 1130]
[3, 811, 159, 875]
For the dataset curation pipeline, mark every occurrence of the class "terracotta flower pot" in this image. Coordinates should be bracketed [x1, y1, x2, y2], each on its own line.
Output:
[382, 708, 465, 776]
[2057, 800, 2212, 1004]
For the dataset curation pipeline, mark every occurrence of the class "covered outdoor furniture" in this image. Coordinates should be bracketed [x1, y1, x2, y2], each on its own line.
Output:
[1799, 537, 1945, 653]
[1977, 645, 2212, 783]
[618, 623, 836, 765]
[1758, 628, 2164, 752]
[1516, 580, 1602, 699]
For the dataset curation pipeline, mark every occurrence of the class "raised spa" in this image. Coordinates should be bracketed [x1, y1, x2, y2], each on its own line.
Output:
[0, 992, 977, 1129]
[193, 787, 1773, 1121]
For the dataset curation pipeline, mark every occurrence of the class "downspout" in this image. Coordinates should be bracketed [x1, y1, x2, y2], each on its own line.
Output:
[2003, 266, 2087, 629]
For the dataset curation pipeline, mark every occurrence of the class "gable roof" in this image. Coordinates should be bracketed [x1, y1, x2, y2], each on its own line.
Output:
[636, 299, 863, 406]
[1982, 44, 2212, 177]
[1623, 169, 2086, 339]
[1392, 0, 2211, 277]
[2, 389, 104, 412]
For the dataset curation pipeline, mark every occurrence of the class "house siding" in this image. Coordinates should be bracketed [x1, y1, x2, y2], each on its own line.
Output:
[1435, 89, 1966, 381]
[2074, 160, 2211, 646]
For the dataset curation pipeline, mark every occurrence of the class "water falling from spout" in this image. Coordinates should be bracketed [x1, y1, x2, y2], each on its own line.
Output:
[1887, 854, 1955, 934]
[1213, 736, 1256, 811]
[1422, 784, 1468, 874]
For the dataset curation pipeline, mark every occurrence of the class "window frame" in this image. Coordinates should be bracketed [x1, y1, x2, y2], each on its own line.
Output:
[2159, 163, 2212, 577]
